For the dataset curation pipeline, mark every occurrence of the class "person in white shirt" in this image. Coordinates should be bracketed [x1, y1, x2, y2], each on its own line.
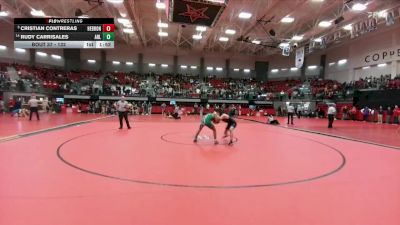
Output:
[28, 95, 40, 121]
[287, 103, 295, 125]
[327, 103, 337, 128]
[115, 96, 131, 129]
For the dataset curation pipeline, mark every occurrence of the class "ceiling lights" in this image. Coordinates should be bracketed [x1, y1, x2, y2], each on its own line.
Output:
[252, 40, 260, 44]
[126, 62, 133, 65]
[181, 65, 187, 69]
[281, 16, 294, 23]
[15, 48, 26, 53]
[313, 37, 323, 42]
[271, 69, 279, 73]
[196, 26, 207, 32]
[377, 10, 388, 18]
[207, 67, 213, 71]
[107, 0, 123, 3]
[233, 68, 239, 71]
[279, 42, 290, 48]
[318, 21, 332, 27]
[31, 9, 45, 17]
[113, 61, 120, 65]
[156, 2, 166, 9]
[243, 69, 250, 73]
[87, 59, 96, 63]
[238, 12, 252, 19]
[191, 66, 197, 69]
[362, 66, 370, 69]
[117, 18, 130, 24]
[290, 67, 298, 71]
[352, 3, 367, 11]
[292, 35, 303, 41]
[219, 37, 229, 42]
[161, 64, 168, 68]
[193, 34, 202, 40]
[0, 11, 9, 17]
[157, 22, 168, 28]
[338, 59, 347, 65]
[329, 62, 335, 66]
[149, 63, 156, 67]
[343, 24, 353, 31]
[225, 29, 236, 35]
[36, 51, 47, 57]
[123, 28, 134, 34]
[377, 63, 387, 67]
[158, 31, 168, 37]
[216, 67, 223, 71]
[51, 54, 61, 59]
[0, 45, 6, 50]
[308, 65, 317, 69]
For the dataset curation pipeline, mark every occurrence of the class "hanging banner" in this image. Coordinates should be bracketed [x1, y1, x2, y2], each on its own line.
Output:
[295, 46, 304, 68]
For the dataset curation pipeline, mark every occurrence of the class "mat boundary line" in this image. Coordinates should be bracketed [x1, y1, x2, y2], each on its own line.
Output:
[238, 117, 400, 151]
[0, 115, 114, 143]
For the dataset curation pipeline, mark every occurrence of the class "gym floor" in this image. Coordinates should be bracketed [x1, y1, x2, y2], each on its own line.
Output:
[0, 114, 399, 225]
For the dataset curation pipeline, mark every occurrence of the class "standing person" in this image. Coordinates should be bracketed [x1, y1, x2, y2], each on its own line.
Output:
[327, 103, 336, 128]
[0, 98, 3, 114]
[220, 112, 237, 145]
[194, 111, 221, 145]
[148, 101, 152, 115]
[199, 104, 204, 118]
[28, 95, 40, 121]
[386, 106, 393, 124]
[377, 106, 384, 124]
[140, 101, 145, 115]
[161, 102, 166, 116]
[287, 103, 295, 125]
[297, 105, 302, 119]
[342, 106, 348, 120]
[393, 105, 400, 124]
[194, 102, 198, 114]
[115, 96, 131, 129]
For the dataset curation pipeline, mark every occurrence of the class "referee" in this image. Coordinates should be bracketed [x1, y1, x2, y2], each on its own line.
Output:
[115, 96, 131, 129]
[287, 103, 294, 125]
[28, 94, 40, 121]
[327, 103, 336, 128]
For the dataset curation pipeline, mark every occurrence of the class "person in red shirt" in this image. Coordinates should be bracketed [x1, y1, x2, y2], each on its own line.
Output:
[350, 106, 357, 121]
[393, 105, 400, 124]
[7, 97, 15, 113]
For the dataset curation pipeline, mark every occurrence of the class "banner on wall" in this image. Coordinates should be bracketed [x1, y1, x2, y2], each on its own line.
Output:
[295, 46, 304, 68]
[361, 47, 400, 66]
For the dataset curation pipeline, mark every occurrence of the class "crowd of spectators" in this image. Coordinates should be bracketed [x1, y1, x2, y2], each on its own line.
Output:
[1, 62, 400, 101]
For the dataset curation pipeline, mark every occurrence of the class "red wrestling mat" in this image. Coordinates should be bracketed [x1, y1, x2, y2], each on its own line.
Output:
[0, 113, 109, 139]
[0, 115, 399, 225]
[241, 116, 400, 148]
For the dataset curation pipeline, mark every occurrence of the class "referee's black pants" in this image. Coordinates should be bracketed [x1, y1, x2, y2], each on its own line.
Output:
[328, 114, 334, 128]
[29, 107, 39, 120]
[287, 113, 294, 124]
[118, 111, 131, 129]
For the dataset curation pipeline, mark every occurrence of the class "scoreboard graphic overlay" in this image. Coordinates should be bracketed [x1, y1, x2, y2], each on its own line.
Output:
[14, 18, 115, 49]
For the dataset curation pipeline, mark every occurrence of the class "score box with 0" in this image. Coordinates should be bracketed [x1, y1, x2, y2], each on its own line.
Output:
[102, 32, 114, 41]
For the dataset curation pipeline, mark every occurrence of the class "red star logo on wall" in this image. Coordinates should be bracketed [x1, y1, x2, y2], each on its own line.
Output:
[179, 4, 210, 23]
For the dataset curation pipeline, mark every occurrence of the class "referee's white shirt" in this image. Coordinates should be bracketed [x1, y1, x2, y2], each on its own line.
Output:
[328, 106, 336, 115]
[116, 100, 128, 112]
[28, 98, 39, 107]
[287, 105, 294, 113]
